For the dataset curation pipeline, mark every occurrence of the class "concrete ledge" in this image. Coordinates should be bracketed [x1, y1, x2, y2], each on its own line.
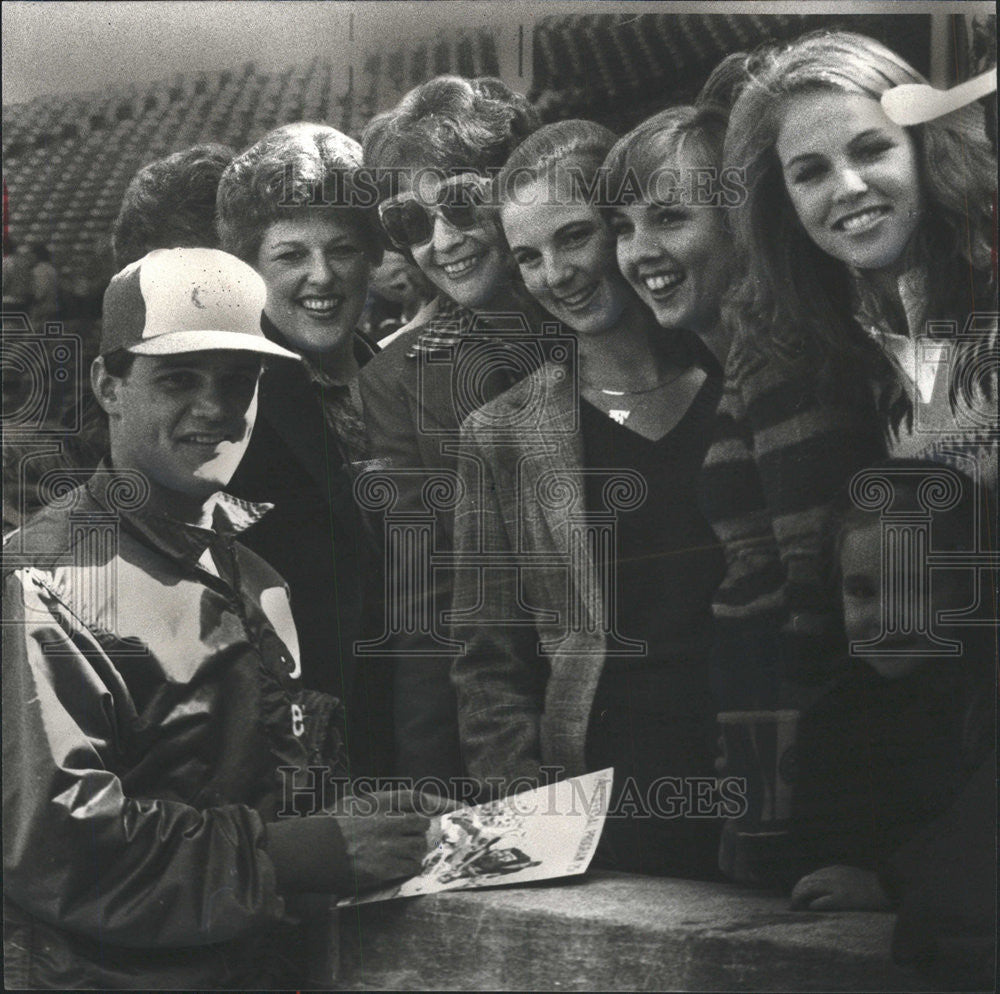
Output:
[332, 871, 934, 991]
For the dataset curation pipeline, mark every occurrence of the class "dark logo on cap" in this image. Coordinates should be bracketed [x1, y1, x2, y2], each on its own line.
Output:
[191, 286, 206, 309]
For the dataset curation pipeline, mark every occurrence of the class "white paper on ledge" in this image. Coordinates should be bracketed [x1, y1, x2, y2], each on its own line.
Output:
[339, 768, 614, 907]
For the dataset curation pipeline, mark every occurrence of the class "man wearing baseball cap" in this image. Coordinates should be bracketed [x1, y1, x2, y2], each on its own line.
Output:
[2, 248, 442, 989]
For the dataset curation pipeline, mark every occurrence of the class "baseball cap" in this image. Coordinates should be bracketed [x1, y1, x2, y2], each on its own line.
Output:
[100, 247, 299, 360]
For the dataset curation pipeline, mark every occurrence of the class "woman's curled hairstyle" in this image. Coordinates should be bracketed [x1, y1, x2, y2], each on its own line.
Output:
[113, 143, 235, 269]
[494, 119, 616, 207]
[216, 121, 383, 266]
[362, 75, 541, 176]
[601, 104, 729, 209]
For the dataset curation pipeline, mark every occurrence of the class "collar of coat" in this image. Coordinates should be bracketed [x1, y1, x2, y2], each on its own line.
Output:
[86, 461, 272, 568]
[405, 290, 558, 358]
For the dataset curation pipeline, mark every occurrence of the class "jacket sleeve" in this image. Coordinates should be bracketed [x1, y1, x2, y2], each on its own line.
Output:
[2, 568, 291, 949]
[357, 346, 464, 784]
[450, 430, 547, 794]
[700, 345, 787, 623]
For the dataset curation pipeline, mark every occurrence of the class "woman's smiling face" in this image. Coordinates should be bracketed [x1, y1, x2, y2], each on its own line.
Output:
[610, 147, 732, 335]
[501, 173, 630, 335]
[404, 172, 510, 309]
[255, 211, 371, 356]
[776, 90, 923, 270]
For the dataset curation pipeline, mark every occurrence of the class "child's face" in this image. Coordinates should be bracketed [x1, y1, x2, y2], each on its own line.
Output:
[840, 520, 969, 680]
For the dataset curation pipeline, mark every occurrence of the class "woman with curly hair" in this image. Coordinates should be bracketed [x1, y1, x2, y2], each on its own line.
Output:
[216, 122, 390, 776]
[700, 31, 997, 707]
[356, 77, 546, 788]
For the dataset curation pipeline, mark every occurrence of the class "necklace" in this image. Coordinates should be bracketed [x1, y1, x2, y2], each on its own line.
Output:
[582, 368, 689, 423]
[581, 367, 688, 397]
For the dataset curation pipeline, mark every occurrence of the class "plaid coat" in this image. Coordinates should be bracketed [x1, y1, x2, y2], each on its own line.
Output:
[451, 361, 611, 788]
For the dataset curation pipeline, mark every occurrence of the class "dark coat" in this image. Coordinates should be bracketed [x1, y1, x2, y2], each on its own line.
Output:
[357, 298, 556, 785]
[229, 323, 391, 777]
[2, 471, 341, 989]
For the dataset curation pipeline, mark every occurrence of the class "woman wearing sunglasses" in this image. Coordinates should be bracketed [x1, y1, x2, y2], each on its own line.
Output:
[451, 118, 728, 878]
[353, 77, 548, 791]
[216, 122, 391, 777]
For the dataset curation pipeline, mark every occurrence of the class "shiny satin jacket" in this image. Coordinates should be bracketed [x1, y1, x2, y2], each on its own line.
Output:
[2, 469, 339, 989]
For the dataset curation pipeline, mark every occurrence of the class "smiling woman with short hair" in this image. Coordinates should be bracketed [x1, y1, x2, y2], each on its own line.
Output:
[601, 103, 735, 366]
[217, 121, 382, 389]
[215, 123, 391, 776]
[354, 77, 548, 788]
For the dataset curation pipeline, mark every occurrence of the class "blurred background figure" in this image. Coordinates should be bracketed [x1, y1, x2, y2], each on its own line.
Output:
[27, 244, 59, 328]
[111, 143, 235, 269]
[971, 13, 997, 151]
[364, 249, 435, 345]
[2, 239, 35, 312]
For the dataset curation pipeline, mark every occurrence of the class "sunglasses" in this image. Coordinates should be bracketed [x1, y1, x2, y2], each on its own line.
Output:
[378, 174, 492, 249]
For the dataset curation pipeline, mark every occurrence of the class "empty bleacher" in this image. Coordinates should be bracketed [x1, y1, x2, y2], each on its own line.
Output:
[2, 10, 979, 286]
[2, 30, 499, 281]
[528, 11, 934, 129]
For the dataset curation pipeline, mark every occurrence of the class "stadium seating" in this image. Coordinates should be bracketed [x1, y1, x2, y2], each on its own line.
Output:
[2, 30, 499, 280]
[529, 11, 934, 129]
[1, 11, 972, 284]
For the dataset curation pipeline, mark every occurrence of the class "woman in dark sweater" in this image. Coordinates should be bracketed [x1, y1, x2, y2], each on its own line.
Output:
[452, 114, 734, 877]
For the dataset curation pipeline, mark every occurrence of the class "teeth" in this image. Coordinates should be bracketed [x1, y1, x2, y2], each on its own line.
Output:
[442, 256, 479, 277]
[558, 285, 596, 308]
[185, 435, 226, 444]
[836, 208, 886, 232]
[643, 273, 682, 293]
[299, 296, 342, 313]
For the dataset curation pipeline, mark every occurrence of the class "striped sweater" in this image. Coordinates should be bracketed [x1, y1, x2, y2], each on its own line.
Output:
[700, 337, 886, 633]
[702, 266, 997, 646]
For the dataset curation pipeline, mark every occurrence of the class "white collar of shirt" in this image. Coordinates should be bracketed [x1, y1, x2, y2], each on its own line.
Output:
[852, 263, 946, 404]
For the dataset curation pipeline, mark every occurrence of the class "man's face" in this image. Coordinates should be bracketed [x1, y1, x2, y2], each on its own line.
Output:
[371, 251, 427, 309]
[94, 351, 262, 507]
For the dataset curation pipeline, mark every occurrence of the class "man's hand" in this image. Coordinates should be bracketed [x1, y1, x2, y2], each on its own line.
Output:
[331, 789, 462, 893]
[790, 865, 893, 911]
